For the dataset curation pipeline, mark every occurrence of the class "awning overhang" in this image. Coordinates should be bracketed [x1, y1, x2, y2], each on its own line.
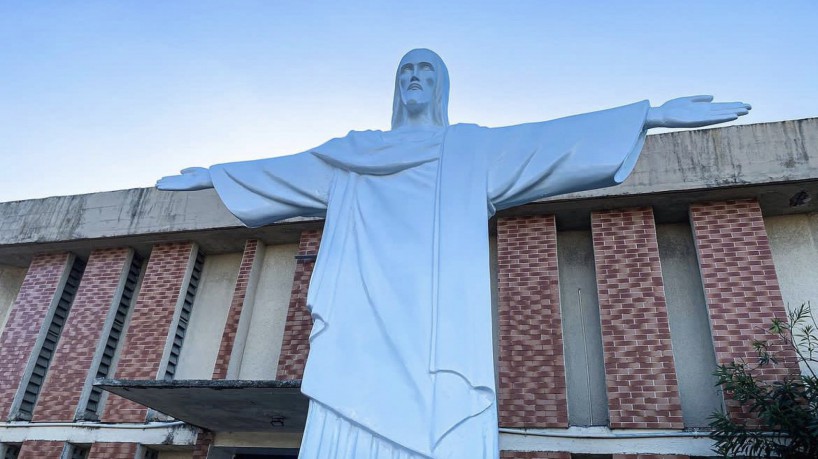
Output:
[96, 379, 308, 432]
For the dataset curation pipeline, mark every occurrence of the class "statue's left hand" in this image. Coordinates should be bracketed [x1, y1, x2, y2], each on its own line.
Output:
[156, 167, 214, 191]
[645, 95, 751, 129]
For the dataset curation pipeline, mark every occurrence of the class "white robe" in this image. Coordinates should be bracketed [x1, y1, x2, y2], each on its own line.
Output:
[209, 101, 650, 459]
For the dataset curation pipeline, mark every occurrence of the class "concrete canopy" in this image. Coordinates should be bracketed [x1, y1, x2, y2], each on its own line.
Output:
[96, 379, 308, 432]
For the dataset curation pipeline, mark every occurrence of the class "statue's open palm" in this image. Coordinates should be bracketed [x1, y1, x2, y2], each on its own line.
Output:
[156, 167, 213, 191]
[646, 95, 751, 129]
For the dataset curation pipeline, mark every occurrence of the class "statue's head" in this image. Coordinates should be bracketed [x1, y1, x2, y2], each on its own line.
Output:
[391, 48, 450, 129]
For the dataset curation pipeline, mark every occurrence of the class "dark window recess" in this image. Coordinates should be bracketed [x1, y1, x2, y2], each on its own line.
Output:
[142, 448, 159, 459]
[16, 257, 86, 419]
[83, 254, 144, 419]
[163, 251, 204, 381]
[68, 444, 90, 459]
[2, 444, 21, 459]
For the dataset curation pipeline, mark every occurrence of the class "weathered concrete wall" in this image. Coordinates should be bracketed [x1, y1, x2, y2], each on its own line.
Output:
[557, 230, 608, 427]
[0, 118, 815, 248]
[563, 117, 818, 199]
[656, 223, 721, 428]
[175, 253, 243, 380]
[238, 243, 299, 380]
[767, 214, 818, 309]
[0, 265, 26, 335]
[766, 213, 818, 375]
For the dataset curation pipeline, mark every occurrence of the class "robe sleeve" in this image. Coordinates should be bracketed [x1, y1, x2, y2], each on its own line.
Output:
[209, 144, 337, 228]
[486, 100, 650, 212]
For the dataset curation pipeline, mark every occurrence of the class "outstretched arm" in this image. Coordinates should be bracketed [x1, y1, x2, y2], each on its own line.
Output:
[645, 95, 751, 129]
[157, 167, 213, 191]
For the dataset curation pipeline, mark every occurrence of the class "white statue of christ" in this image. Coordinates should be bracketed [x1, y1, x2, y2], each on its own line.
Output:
[158, 49, 750, 459]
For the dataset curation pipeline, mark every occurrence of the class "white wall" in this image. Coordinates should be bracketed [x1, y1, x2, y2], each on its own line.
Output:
[174, 253, 243, 379]
[238, 243, 299, 380]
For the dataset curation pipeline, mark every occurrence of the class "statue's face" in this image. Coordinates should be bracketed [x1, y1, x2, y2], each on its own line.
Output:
[398, 49, 437, 111]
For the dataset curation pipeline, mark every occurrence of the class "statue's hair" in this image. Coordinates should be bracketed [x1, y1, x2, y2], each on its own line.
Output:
[391, 49, 450, 130]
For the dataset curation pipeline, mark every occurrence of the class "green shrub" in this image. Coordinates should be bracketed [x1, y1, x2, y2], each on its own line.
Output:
[709, 303, 818, 458]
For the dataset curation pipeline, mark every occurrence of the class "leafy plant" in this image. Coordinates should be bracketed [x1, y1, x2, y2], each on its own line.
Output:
[709, 303, 818, 458]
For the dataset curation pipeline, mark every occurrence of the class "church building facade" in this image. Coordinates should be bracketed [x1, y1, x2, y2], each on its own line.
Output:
[0, 117, 815, 458]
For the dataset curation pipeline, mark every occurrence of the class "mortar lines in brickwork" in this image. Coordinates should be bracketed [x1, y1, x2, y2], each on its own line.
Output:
[32, 248, 133, 422]
[213, 239, 262, 379]
[100, 242, 197, 423]
[592, 207, 683, 429]
[690, 199, 800, 420]
[0, 252, 73, 419]
[497, 215, 568, 428]
[276, 229, 323, 381]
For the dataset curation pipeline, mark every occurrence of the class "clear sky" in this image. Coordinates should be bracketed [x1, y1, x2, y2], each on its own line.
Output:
[1, 1, 816, 202]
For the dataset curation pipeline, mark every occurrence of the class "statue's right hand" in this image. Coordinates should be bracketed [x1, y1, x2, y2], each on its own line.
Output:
[156, 167, 214, 191]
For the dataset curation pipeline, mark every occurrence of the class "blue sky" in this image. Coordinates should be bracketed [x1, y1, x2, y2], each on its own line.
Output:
[1, 1, 816, 202]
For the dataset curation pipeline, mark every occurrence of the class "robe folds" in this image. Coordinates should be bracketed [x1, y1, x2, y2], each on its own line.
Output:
[209, 101, 650, 458]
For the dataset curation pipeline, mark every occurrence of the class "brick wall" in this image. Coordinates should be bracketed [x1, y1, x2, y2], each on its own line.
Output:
[690, 199, 800, 418]
[500, 452, 570, 459]
[213, 239, 261, 379]
[18, 441, 65, 459]
[496, 215, 568, 428]
[276, 229, 322, 380]
[101, 242, 197, 423]
[592, 208, 683, 429]
[0, 252, 72, 418]
[88, 442, 138, 459]
[33, 248, 133, 421]
[192, 430, 214, 459]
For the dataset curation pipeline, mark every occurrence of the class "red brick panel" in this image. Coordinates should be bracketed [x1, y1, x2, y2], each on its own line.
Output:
[276, 230, 322, 380]
[102, 242, 196, 423]
[592, 208, 684, 429]
[690, 200, 800, 418]
[213, 239, 260, 379]
[496, 215, 568, 428]
[500, 452, 571, 459]
[33, 248, 132, 422]
[192, 430, 214, 459]
[613, 455, 690, 459]
[0, 252, 72, 418]
[88, 442, 138, 459]
[18, 441, 65, 459]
